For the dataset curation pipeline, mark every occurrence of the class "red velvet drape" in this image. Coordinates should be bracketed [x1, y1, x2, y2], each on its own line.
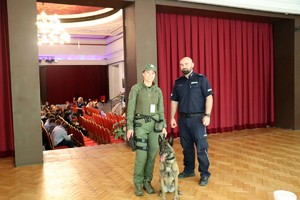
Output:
[157, 13, 275, 137]
[43, 65, 109, 104]
[0, 0, 14, 157]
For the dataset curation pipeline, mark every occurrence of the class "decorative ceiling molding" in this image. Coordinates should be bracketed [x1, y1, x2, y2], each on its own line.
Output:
[36, 2, 123, 38]
[36, 0, 133, 9]
[59, 9, 120, 23]
[61, 10, 123, 36]
[36, 3, 102, 15]
[60, 9, 122, 28]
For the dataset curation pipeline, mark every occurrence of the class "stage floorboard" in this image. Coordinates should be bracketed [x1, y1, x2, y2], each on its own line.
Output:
[0, 128, 299, 200]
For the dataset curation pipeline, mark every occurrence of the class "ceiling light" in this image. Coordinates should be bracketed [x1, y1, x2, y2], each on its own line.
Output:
[36, 11, 71, 45]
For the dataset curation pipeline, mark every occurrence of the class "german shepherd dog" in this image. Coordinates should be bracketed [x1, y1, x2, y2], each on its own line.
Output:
[158, 135, 180, 200]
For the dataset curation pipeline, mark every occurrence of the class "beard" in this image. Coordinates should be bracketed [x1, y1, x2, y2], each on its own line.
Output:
[181, 68, 191, 75]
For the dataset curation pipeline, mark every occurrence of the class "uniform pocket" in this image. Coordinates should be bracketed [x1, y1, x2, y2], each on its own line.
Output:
[154, 120, 164, 132]
[190, 81, 199, 89]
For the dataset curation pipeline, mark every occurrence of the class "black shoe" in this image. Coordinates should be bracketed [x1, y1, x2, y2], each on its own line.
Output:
[199, 176, 209, 186]
[143, 181, 155, 194]
[134, 183, 143, 196]
[178, 171, 195, 179]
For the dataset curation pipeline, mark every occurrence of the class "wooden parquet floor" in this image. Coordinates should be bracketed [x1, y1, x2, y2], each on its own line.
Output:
[0, 128, 300, 200]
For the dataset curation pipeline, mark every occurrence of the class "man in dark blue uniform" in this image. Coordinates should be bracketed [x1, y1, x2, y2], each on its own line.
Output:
[170, 57, 213, 186]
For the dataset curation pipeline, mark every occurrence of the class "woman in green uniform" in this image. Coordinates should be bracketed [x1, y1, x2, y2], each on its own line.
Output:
[126, 64, 168, 196]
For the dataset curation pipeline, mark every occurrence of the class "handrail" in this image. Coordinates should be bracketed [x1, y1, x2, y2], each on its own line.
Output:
[109, 92, 124, 102]
[110, 92, 125, 115]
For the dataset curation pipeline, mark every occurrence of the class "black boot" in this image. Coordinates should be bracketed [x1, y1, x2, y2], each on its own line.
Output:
[134, 183, 143, 196]
[143, 181, 155, 194]
[199, 176, 209, 186]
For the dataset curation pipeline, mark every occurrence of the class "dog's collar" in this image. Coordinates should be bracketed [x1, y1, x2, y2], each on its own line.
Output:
[166, 156, 175, 161]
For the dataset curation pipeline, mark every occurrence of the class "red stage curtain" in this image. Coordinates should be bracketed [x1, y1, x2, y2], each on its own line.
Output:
[43, 65, 109, 104]
[0, 0, 14, 157]
[157, 13, 275, 137]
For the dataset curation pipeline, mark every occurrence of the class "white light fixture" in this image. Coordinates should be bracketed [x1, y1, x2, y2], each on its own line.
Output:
[36, 11, 71, 45]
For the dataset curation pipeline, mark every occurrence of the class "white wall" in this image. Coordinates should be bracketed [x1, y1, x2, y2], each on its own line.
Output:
[180, 0, 300, 15]
[38, 34, 124, 66]
[39, 33, 125, 101]
[106, 33, 124, 65]
[108, 61, 125, 100]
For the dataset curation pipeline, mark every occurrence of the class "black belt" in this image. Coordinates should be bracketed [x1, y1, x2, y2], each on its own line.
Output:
[180, 113, 204, 118]
[134, 114, 158, 123]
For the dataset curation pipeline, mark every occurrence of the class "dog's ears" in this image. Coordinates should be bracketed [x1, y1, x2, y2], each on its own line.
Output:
[168, 135, 174, 147]
[159, 135, 173, 146]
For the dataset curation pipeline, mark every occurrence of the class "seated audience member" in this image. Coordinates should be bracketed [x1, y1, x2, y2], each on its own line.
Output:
[45, 118, 56, 133]
[72, 97, 77, 106]
[50, 104, 57, 113]
[64, 101, 71, 111]
[87, 100, 100, 113]
[51, 121, 74, 148]
[55, 105, 63, 115]
[41, 110, 47, 123]
[43, 101, 51, 112]
[64, 101, 76, 117]
[76, 97, 84, 116]
[41, 112, 49, 124]
[86, 101, 93, 113]
[44, 114, 55, 127]
[92, 100, 99, 109]
[63, 110, 74, 125]
[86, 101, 93, 108]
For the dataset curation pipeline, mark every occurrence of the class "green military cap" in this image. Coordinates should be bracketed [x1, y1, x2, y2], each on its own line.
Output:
[143, 64, 157, 72]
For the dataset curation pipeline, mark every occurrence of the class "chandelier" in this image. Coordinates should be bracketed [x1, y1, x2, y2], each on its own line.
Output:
[36, 11, 70, 45]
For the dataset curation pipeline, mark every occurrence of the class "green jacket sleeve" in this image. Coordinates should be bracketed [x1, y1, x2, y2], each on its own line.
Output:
[126, 84, 139, 130]
[157, 87, 167, 128]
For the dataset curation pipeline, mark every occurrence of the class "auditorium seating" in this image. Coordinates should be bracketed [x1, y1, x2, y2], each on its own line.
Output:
[79, 115, 124, 144]
[68, 126, 97, 147]
[57, 116, 97, 147]
[41, 101, 126, 149]
[41, 126, 68, 150]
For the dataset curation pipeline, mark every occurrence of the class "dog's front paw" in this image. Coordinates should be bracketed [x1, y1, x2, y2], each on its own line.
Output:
[160, 191, 166, 200]
[174, 196, 180, 200]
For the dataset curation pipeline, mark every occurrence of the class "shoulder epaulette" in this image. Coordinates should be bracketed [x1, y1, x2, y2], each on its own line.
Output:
[175, 76, 184, 81]
[194, 72, 204, 77]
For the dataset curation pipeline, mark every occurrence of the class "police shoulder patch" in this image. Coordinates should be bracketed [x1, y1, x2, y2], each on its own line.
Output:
[175, 76, 186, 82]
[175, 77, 181, 81]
